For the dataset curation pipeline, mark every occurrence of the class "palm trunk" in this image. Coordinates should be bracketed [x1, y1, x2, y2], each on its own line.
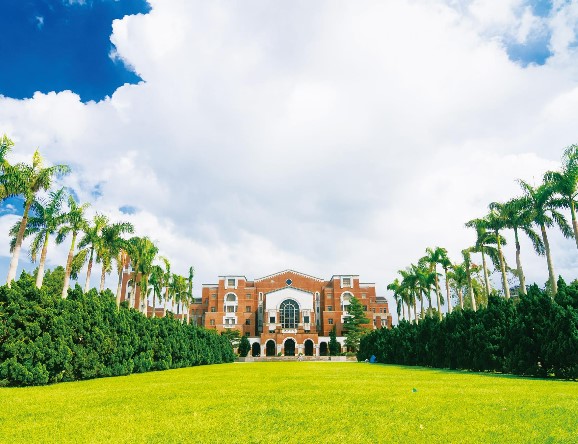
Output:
[152, 292, 156, 318]
[434, 273, 442, 320]
[116, 268, 123, 308]
[100, 266, 106, 292]
[7, 199, 32, 287]
[427, 295, 432, 318]
[84, 249, 94, 293]
[413, 298, 418, 325]
[62, 232, 77, 298]
[513, 228, 526, 296]
[132, 271, 138, 309]
[496, 233, 510, 299]
[163, 288, 168, 317]
[141, 275, 148, 316]
[458, 288, 464, 310]
[481, 248, 491, 297]
[401, 301, 406, 321]
[406, 301, 411, 323]
[571, 201, 578, 250]
[420, 293, 425, 320]
[541, 223, 557, 296]
[35, 233, 50, 289]
[466, 265, 476, 312]
[444, 269, 452, 314]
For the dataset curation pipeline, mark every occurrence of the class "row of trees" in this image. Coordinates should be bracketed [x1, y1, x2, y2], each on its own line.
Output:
[359, 278, 578, 379]
[388, 144, 578, 321]
[0, 270, 235, 386]
[0, 135, 193, 318]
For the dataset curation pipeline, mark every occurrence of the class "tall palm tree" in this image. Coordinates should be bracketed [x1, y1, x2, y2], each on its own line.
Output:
[149, 264, 164, 319]
[465, 218, 501, 297]
[98, 221, 134, 293]
[497, 197, 544, 295]
[448, 262, 468, 310]
[461, 248, 477, 311]
[518, 179, 573, 296]
[485, 205, 511, 299]
[0, 134, 14, 200]
[76, 214, 109, 293]
[5, 150, 70, 287]
[399, 268, 419, 324]
[439, 250, 453, 314]
[544, 144, 578, 249]
[159, 256, 171, 317]
[387, 278, 405, 321]
[114, 249, 130, 307]
[56, 195, 89, 298]
[8, 188, 67, 288]
[127, 236, 158, 315]
[421, 247, 447, 319]
[186, 266, 195, 324]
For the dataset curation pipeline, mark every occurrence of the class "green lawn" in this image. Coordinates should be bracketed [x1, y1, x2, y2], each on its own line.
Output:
[1, 362, 577, 443]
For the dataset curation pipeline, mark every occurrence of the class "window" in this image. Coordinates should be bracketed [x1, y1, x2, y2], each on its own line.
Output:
[269, 316, 275, 323]
[381, 319, 387, 327]
[328, 318, 333, 325]
[371, 308, 376, 313]
[211, 294, 216, 299]
[327, 293, 332, 299]
[327, 306, 333, 312]
[363, 305, 368, 311]
[245, 332, 250, 336]
[225, 293, 237, 302]
[280, 299, 299, 329]
[227, 278, 235, 287]
[245, 319, 251, 326]
[245, 306, 252, 313]
[246, 294, 252, 299]
[210, 319, 215, 326]
[303, 316, 310, 324]
[361, 293, 367, 299]
[226, 305, 235, 313]
[342, 277, 351, 287]
[211, 307, 216, 313]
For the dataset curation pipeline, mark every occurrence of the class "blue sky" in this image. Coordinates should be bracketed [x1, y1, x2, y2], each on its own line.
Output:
[1, 0, 578, 320]
[0, 0, 150, 102]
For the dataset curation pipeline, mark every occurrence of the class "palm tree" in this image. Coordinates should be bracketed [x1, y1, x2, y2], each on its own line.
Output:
[387, 278, 405, 321]
[56, 196, 89, 298]
[439, 250, 453, 314]
[518, 179, 573, 296]
[186, 266, 195, 324]
[127, 236, 158, 315]
[461, 249, 477, 311]
[421, 247, 447, 319]
[0, 134, 14, 200]
[76, 214, 109, 293]
[159, 256, 171, 317]
[465, 218, 502, 297]
[485, 205, 511, 299]
[399, 269, 419, 324]
[5, 150, 70, 287]
[448, 262, 468, 310]
[149, 264, 164, 318]
[497, 197, 544, 295]
[114, 249, 130, 307]
[98, 221, 134, 294]
[8, 188, 67, 288]
[544, 144, 578, 249]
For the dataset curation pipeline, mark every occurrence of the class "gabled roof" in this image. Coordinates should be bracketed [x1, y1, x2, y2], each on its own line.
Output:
[254, 269, 324, 283]
[265, 286, 314, 296]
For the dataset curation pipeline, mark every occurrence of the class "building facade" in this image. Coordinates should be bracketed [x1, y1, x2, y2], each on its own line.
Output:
[196, 269, 392, 357]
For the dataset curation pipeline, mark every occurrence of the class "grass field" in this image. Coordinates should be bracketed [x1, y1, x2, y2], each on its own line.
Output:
[1, 362, 577, 443]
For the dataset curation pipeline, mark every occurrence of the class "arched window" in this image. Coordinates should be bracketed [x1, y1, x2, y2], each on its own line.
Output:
[341, 292, 353, 313]
[224, 293, 237, 313]
[280, 299, 299, 329]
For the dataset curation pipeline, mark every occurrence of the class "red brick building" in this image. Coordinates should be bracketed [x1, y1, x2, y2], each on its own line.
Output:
[196, 269, 392, 357]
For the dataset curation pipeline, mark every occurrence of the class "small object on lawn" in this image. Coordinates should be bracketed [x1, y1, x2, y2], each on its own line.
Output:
[412, 388, 418, 393]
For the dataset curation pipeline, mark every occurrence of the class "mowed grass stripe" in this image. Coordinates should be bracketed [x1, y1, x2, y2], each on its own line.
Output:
[1, 362, 577, 443]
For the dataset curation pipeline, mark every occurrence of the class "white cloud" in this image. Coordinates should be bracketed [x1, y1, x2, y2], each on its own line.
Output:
[1, 0, 578, 321]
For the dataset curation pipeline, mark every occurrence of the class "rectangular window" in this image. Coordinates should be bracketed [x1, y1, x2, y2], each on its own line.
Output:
[211, 307, 216, 313]
[226, 305, 235, 313]
[361, 293, 367, 299]
[363, 305, 368, 311]
[303, 316, 310, 324]
[210, 319, 215, 326]
[327, 293, 332, 299]
[269, 316, 275, 323]
[245, 306, 252, 313]
[381, 320, 387, 327]
[328, 318, 333, 325]
[211, 294, 216, 299]
[227, 278, 235, 287]
[342, 277, 351, 287]
[245, 319, 251, 325]
[371, 308, 376, 313]
[246, 294, 252, 299]
[327, 306, 333, 312]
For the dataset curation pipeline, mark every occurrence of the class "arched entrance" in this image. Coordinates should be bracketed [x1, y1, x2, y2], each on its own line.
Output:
[252, 342, 260, 357]
[319, 341, 328, 356]
[304, 339, 314, 356]
[284, 338, 296, 356]
[266, 340, 276, 357]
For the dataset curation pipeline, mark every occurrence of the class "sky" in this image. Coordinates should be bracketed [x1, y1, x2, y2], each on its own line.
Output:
[1, 0, 578, 322]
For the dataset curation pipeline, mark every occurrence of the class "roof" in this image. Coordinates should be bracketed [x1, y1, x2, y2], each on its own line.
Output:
[254, 269, 324, 283]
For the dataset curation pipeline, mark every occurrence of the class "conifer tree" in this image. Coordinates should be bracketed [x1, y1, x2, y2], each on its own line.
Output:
[343, 296, 370, 353]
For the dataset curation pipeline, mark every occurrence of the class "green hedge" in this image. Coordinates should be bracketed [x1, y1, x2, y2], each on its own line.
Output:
[0, 270, 235, 386]
[358, 277, 578, 379]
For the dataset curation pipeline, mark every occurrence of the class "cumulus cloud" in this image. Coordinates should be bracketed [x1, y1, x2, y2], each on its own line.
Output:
[1, 0, 578, 319]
